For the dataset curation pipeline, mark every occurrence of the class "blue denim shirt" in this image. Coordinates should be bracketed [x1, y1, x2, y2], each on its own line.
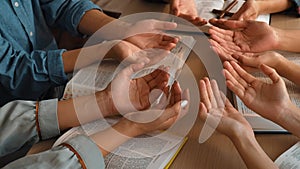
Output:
[0, 0, 100, 106]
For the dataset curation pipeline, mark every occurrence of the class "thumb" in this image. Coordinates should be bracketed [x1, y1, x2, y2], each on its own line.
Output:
[260, 64, 280, 84]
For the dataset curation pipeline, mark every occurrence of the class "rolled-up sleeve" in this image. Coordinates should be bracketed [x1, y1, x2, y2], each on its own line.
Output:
[0, 99, 60, 157]
[40, 0, 101, 36]
[0, 36, 67, 101]
[2, 135, 105, 169]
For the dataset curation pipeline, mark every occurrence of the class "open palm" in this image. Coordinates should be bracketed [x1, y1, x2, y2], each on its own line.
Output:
[223, 61, 290, 121]
[209, 19, 278, 52]
[108, 63, 170, 115]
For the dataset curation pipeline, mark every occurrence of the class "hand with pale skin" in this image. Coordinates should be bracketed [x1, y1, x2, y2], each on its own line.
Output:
[223, 61, 300, 138]
[198, 78, 278, 169]
[230, 0, 292, 21]
[106, 34, 178, 64]
[208, 20, 278, 53]
[223, 61, 289, 121]
[63, 17, 180, 72]
[199, 78, 253, 138]
[209, 38, 242, 62]
[230, 0, 259, 20]
[58, 62, 171, 129]
[233, 51, 300, 86]
[105, 62, 171, 116]
[91, 82, 190, 156]
[169, 0, 207, 26]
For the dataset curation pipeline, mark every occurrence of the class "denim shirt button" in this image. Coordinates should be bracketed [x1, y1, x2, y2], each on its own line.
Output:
[14, 2, 19, 7]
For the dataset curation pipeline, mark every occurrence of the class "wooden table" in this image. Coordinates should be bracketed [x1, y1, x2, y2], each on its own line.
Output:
[29, 1, 300, 168]
[91, 1, 300, 168]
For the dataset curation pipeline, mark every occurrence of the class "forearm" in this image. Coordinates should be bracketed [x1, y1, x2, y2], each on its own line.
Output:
[276, 57, 300, 86]
[231, 132, 278, 169]
[57, 90, 117, 131]
[78, 9, 115, 36]
[277, 102, 300, 138]
[275, 29, 300, 52]
[257, 0, 292, 14]
[90, 119, 138, 156]
[62, 40, 120, 72]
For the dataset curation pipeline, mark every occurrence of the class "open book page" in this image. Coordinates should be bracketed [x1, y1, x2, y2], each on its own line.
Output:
[275, 141, 300, 169]
[62, 59, 120, 100]
[234, 54, 300, 131]
[53, 118, 187, 169]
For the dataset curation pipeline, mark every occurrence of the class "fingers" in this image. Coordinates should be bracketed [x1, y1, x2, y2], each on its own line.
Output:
[170, 81, 182, 105]
[146, 67, 170, 89]
[209, 18, 248, 30]
[260, 64, 280, 84]
[223, 62, 247, 98]
[209, 26, 234, 42]
[162, 34, 179, 43]
[198, 102, 208, 121]
[224, 61, 255, 86]
[199, 78, 212, 110]
[210, 80, 225, 109]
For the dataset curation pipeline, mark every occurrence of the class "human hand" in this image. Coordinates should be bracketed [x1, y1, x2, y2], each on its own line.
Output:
[116, 82, 190, 137]
[125, 33, 178, 52]
[169, 0, 207, 26]
[233, 51, 285, 73]
[102, 62, 171, 116]
[223, 61, 291, 122]
[198, 78, 253, 139]
[209, 19, 278, 52]
[92, 82, 189, 156]
[209, 38, 242, 62]
[230, 0, 259, 20]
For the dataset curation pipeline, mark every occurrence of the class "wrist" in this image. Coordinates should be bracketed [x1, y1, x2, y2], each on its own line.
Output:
[274, 27, 286, 51]
[229, 126, 255, 145]
[276, 101, 300, 130]
[113, 118, 142, 138]
[96, 88, 118, 117]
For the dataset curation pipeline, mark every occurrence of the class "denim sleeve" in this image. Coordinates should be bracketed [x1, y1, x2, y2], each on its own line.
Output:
[2, 135, 105, 169]
[0, 99, 60, 157]
[40, 0, 101, 36]
[0, 36, 67, 99]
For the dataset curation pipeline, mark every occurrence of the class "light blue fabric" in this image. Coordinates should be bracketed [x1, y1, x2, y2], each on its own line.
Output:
[0, 0, 100, 106]
[0, 99, 59, 157]
[3, 135, 105, 169]
[0, 99, 105, 168]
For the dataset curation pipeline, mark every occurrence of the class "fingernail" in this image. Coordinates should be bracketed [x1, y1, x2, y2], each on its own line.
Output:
[181, 100, 188, 108]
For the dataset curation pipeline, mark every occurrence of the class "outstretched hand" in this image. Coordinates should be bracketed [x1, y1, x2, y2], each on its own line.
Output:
[198, 77, 253, 139]
[209, 19, 278, 53]
[106, 63, 171, 115]
[230, 0, 259, 20]
[170, 0, 207, 26]
[223, 61, 291, 122]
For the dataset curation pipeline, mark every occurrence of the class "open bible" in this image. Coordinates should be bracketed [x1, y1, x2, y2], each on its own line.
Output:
[275, 141, 300, 168]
